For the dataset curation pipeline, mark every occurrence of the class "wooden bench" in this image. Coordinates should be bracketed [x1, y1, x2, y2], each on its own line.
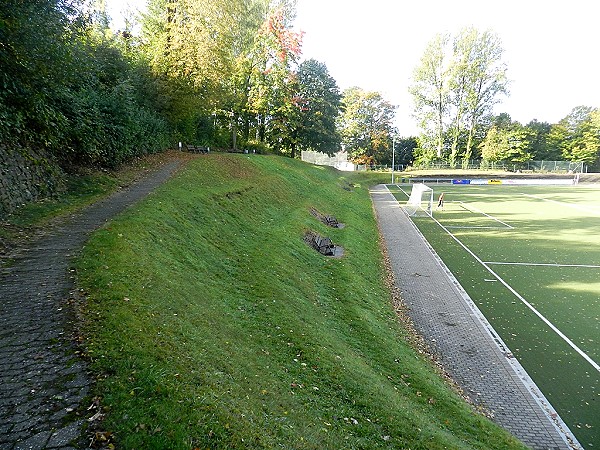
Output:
[185, 145, 210, 154]
[323, 215, 339, 228]
[313, 235, 335, 256]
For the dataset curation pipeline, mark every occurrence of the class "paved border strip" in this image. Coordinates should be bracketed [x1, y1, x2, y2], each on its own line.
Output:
[371, 184, 580, 450]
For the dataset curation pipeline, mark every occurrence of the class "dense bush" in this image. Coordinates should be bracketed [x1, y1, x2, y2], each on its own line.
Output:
[0, 0, 172, 170]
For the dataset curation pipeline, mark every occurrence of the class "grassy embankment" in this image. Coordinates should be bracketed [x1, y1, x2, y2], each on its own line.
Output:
[75, 154, 526, 449]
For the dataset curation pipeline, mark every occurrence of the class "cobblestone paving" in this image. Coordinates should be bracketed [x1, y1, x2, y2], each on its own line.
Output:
[371, 185, 579, 450]
[0, 160, 183, 449]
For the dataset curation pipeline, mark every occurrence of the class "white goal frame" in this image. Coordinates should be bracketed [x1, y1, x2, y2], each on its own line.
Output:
[404, 183, 434, 217]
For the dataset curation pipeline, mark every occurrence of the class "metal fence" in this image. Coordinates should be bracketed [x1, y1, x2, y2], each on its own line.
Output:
[301, 152, 587, 174]
[301, 150, 348, 165]
[379, 160, 586, 173]
[301, 150, 355, 171]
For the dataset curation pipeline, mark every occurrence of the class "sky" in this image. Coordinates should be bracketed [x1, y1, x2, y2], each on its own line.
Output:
[106, 0, 600, 136]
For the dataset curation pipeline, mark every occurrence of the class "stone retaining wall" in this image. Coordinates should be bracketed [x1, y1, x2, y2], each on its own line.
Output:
[0, 145, 64, 217]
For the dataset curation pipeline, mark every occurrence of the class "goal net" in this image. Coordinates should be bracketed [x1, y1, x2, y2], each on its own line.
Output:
[404, 183, 434, 217]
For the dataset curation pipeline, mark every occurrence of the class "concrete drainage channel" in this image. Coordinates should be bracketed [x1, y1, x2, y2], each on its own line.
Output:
[304, 208, 345, 257]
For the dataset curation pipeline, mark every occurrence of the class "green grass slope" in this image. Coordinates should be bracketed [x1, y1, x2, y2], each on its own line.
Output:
[77, 154, 526, 449]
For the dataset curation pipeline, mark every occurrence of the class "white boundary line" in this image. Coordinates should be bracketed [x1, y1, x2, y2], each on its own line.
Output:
[487, 261, 600, 269]
[396, 185, 410, 198]
[383, 186, 581, 449]
[428, 214, 600, 374]
[446, 226, 510, 230]
[455, 201, 514, 229]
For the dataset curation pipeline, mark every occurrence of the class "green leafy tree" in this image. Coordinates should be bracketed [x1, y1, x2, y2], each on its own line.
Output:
[447, 28, 478, 167]
[410, 27, 508, 167]
[391, 137, 418, 168]
[226, 1, 272, 145]
[266, 71, 302, 156]
[245, 2, 303, 151]
[140, 0, 254, 144]
[142, 0, 240, 89]
[409, 33, 450, 159]
[292, 59, 341, 156]
[0, 0, 80, 147]
[479, 117, 531, 165]
[547, 122, 568, 160]
[524, 119, 558, 160]
[338, 87, 396, 164]
[460, 29, 508, 167]
[558, 106, 600, 166]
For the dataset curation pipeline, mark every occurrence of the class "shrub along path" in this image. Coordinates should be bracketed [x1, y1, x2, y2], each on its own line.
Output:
[0, 158, 185, 449]
[371, 184, 577, 450]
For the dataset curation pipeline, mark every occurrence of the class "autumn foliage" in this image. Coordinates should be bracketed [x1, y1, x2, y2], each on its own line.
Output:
[261, 8, 304, 63]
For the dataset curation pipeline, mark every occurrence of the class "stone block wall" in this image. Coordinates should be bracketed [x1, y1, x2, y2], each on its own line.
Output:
[0, 145, 65, 218]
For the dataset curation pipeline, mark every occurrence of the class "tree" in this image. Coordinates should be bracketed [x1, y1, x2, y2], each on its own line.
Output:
[558, 106, 600, 166]
[409, 27, 508, 167]
[140, 0, 262, 144]
[337, 87, 396, 164]
[459, 29, 508, 167]
[524, 119, 558, 160]
[392, 137, 418, 168]
[142, 0, 242, 89]
[0, 0, 79, 147]
[409, 33, 450, 159]
[479, 121, 531, 165]
[292, 59, 341, 155]
[245, 2, 304, 152]
[447, 28, 477, 167]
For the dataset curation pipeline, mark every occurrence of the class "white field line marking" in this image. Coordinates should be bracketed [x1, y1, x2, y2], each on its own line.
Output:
[486, 261, 600, 269]
[446, 226, 510, 230]
[456, 201, 514, 229]
[522, 193, 600, 216]
[394, 185, 412, 199]
[429, 214, 600, 373]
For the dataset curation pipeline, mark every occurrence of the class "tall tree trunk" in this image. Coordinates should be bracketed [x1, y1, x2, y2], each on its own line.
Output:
[242, 114, 250, 142]
[463, 79, 484, 168]
[463, 117, 476, 168]
[231, 113, 237, 150]
[450, 85, 466, 168]
[257, 115, 266, 142]
[437, 91, 444, 158]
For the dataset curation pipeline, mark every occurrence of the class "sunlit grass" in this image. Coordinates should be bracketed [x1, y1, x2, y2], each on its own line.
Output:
[76, 155, 525, 449]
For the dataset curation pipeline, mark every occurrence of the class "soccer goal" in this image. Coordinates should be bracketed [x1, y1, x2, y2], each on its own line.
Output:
[404, 183, 434, 217]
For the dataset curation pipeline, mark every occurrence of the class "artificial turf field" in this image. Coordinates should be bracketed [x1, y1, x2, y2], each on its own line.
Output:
[390, 183, 599, 448]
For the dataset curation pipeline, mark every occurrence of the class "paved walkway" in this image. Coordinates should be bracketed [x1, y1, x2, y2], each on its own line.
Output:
[370, 185, 579, 450]
[0, 160, 183, 449]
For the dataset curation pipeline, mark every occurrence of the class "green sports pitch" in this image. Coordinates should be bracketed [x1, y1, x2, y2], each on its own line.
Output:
[390, 182, 599, 448]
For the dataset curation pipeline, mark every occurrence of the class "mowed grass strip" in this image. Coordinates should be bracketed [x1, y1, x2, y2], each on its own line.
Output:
[399, 184, 600, 447]
[77, 155, 525, 449]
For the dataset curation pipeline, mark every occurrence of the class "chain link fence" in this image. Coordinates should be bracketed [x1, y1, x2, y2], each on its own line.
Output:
[411, 160, 586, 173]
[300, 150, 355, 171]
[301, 152, 587, 174]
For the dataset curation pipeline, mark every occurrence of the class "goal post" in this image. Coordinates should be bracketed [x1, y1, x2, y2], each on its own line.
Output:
[404, 183, 434, 217]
